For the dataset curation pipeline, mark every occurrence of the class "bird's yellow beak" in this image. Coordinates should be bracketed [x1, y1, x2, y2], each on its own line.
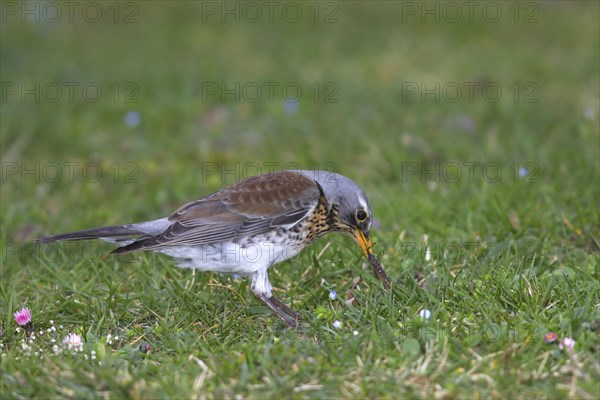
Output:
[354, 227, 373, 258]
[353, 228, 391, 290]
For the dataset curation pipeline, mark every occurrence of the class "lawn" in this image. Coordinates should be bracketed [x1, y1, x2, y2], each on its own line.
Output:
[1, 1, 599, 398]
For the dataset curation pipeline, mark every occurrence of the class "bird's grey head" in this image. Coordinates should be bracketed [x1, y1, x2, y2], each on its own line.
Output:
[292, 170, 373, 233]
[289, 170, 391, 289]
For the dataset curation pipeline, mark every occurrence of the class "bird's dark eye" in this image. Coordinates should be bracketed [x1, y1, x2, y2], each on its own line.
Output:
[355, 209, 368, 222]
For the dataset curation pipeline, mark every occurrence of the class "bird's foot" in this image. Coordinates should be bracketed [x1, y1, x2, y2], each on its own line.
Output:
[257, 293, 302, 328]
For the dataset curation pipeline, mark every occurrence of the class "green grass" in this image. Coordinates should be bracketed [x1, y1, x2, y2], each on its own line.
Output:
[1, 1, 599, 398]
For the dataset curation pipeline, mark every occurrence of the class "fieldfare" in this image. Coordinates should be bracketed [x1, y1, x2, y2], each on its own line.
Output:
[38, 170, 391, 328]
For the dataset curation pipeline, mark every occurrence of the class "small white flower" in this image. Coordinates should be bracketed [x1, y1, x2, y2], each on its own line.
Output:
[329, 291, 337, 300]
[50, 320, 54, 325]
[419, 309, 432, 320]
[63, 333, 84, 352]
[333, 320, 342, 329]
[559, 337, 575, 350]
[353, 330, 359, 336]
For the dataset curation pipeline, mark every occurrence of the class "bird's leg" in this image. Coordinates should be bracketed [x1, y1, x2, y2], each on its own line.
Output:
[257, 294, 299, 328]
[251, 269, 301, 328]
[269, 295, 302, 320]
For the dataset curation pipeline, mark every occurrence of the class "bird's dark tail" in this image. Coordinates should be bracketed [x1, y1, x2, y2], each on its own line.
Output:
[36, 225, 145, 244]
[37, 218, 171, 253]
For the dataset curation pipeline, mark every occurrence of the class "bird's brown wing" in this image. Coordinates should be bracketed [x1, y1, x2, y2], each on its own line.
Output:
[113, 171, 322, 253]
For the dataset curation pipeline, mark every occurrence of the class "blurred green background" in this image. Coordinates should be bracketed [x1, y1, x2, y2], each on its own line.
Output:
[1, 1, 599, 398]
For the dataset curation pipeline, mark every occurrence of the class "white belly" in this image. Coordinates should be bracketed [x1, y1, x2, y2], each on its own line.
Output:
[158, 241, 302, 275]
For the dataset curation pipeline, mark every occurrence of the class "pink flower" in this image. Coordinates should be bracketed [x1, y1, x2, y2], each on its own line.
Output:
[13, 307, 32, 326]
[558, 337, 575, 350]
[139, 342, 151, 353]
[544, 332, 557, 343]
